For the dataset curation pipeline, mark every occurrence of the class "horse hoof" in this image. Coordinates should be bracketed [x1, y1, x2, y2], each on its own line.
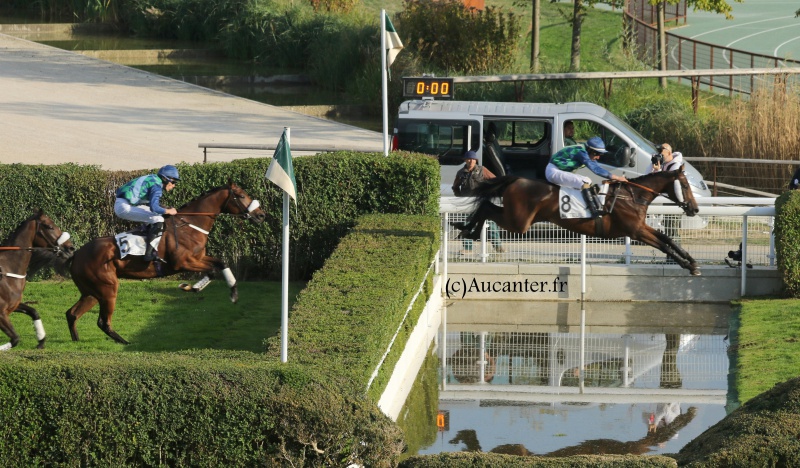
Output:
[690, 269, 701, 276]
[37, 338, 46, 349]
[178, 283, 194, 292]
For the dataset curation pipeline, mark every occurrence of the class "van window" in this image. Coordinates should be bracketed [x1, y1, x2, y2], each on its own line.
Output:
[569, 119, 632, 168]
[491, 121, 548, 148]
[396, 120, 481, 166]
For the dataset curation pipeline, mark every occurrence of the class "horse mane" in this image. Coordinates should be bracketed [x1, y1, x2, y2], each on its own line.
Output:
[0, 212, 38, 247]
[176, 184, 230, 210]
[627, 168, 680, 185]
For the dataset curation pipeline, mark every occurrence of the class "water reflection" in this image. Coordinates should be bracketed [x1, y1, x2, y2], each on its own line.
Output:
[416, 301, 732, 457]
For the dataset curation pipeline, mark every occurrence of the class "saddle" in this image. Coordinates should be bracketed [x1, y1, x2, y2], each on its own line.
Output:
[114, 228, 161, 259]
[558, 185, 609, 219]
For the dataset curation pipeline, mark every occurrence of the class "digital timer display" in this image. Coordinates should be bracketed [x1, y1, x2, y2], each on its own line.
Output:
[402, 77, 454, 99]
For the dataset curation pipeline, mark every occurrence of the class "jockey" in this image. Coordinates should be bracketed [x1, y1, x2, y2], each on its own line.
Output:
[114, 165, 180, 262]
[545, 136, 628, 218]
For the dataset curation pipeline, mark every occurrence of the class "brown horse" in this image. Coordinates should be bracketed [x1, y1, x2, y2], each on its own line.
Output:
[453, 166, 702, 275]
[65, 182, 267, 345]
[0, 210, 76, 350]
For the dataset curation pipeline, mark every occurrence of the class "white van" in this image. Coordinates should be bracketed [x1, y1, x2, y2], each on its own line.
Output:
[393, 100, 712, 199]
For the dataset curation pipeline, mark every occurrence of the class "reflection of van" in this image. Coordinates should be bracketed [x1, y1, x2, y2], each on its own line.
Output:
[394, 100, 712, 199]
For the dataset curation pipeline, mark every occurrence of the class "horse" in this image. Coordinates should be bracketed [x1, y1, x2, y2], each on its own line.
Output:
[452, 165, 702, 275]
[65, 182, 267, 345]
[0, 210, 76, 350]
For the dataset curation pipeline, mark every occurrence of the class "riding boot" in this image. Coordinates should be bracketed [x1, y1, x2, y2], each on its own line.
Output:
[581, 186, 604, 218]
[143, 222, 165, 263]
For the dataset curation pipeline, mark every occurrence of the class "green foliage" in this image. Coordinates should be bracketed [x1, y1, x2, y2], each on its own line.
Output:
[397, 0, 522, 74]
[0, 352, 403, 466]
[775, 191, 800, 296]
[675, 376, 800, 467]
[0, 152, 439, 281]
[264, 213, 441, 401]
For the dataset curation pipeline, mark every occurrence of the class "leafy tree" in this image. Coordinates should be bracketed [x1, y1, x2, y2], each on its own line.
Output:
[398, 0, 521, 74]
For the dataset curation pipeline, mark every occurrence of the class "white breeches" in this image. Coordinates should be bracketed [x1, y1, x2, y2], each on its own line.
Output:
[545, 163, 591, 190]
[115, 198, 165, 224]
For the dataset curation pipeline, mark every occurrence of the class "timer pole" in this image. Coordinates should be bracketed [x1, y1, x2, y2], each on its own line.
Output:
[381, 9, 389, 156]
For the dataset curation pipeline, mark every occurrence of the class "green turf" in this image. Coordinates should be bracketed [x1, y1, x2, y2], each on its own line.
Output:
[6, 278, 304, 353]
[734, 297, 800, 403]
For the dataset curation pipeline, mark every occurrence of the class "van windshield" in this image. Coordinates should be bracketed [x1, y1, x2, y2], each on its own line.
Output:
[603, 111, 658, 154]
[396, 119, 481, 166]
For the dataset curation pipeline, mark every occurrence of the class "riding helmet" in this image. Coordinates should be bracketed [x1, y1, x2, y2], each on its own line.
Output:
[157, 165, 180, 182]
[585, 137, 608, 154]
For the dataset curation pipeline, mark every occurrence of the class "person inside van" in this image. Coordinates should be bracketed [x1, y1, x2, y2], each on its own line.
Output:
[453, 150, 504, 254]
[545, 136, 628, 218]
[563, 120, 577, 146]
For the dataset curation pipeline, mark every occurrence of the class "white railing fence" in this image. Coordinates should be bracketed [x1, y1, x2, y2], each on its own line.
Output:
[441, 197, 776, 268]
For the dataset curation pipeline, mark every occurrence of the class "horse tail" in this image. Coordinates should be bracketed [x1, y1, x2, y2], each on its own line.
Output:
[472, 176, 521, 205]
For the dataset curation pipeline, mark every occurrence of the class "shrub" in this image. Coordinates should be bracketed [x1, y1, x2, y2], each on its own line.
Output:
[775, 190, 800, 296]
[397, 0, 522, 74]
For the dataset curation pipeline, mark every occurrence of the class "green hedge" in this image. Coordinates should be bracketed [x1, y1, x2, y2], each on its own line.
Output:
[0, 152, 439, 280]
[0, 351, 403, 467]
[265, 213, 441, 401]
[775, 191, 800, 296]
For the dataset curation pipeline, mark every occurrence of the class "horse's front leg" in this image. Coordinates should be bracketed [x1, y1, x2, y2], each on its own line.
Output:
[633, 226, 701, 276]
[15, 303, 46, 349]
[178, 256, 239, 304]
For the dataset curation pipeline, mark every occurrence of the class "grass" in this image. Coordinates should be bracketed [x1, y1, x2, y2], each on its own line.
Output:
[733, 298, 800, 403]
[7, 278, 304, 353]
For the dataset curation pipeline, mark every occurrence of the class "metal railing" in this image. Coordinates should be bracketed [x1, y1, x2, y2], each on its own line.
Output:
[624, 2, 800, 97]
[441, 196, 775, 268]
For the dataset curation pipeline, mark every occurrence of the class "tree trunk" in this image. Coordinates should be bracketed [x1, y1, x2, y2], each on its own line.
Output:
[570, 0, 583, 72]
[530, 0, 541, 72]
[658, 1, 667, 88]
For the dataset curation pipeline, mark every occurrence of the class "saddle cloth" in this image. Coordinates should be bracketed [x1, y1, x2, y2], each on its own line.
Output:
[558, 185, 608, 219]
[114, 231, 161, 259]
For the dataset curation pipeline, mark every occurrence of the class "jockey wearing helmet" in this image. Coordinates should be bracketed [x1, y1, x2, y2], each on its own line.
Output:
[545, 136, 628, 218]
[114, 165, 180, 262]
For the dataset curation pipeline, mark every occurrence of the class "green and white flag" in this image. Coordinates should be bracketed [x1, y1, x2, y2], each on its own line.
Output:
[384, 13, 403, 70]
[266, 129, 296, 202]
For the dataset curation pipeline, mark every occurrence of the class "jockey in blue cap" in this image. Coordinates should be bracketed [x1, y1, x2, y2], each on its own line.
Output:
[546, 136, 627, 218]
[114, 165, 180, 262]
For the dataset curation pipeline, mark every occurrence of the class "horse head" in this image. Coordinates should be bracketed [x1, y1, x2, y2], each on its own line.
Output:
[31, 209, 76, 259]
[222, 182, 267, 223]
[663, 165, 699, 217]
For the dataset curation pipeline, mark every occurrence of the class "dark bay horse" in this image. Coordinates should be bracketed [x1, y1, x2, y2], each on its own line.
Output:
[65, 182, 267, 345]
[0, 210, 76, 350]
[453, 166, 702, 275]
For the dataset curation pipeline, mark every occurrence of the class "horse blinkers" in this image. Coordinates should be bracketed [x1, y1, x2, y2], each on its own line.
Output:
[225, 186, 266, 223]
[35, 216, 76, 258]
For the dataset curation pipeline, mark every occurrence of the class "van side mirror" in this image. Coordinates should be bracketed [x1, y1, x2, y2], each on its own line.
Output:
[614, 147, 633, 167]
[625, 147, 636, 167]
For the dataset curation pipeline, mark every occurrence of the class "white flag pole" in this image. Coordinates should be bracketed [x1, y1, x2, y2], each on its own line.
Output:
[281, 127, 290, 363]
[381, 9, 389, 156]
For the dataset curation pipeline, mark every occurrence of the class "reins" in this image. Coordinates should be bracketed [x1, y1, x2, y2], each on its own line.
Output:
[605, 179, 659, 195]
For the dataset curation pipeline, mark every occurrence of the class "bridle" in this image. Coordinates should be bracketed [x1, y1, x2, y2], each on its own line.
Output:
[223, 187, 262, 220]
[0, 218, 71, 254]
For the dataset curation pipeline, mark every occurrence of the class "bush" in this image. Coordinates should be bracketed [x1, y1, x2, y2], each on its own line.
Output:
[0, 152, 440, 280]
[775, 190, 800, 296]
[0, 351, 403, 466]
[397, 0, 522, 74]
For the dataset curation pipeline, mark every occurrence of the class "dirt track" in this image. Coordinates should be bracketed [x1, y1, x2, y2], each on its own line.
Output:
[0, 33, 383, 171]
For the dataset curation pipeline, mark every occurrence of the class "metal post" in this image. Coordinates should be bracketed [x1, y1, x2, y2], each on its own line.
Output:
[741, 216, 748, 296]
[280, 128, 291, 363]
[581, 234, 587, 302]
